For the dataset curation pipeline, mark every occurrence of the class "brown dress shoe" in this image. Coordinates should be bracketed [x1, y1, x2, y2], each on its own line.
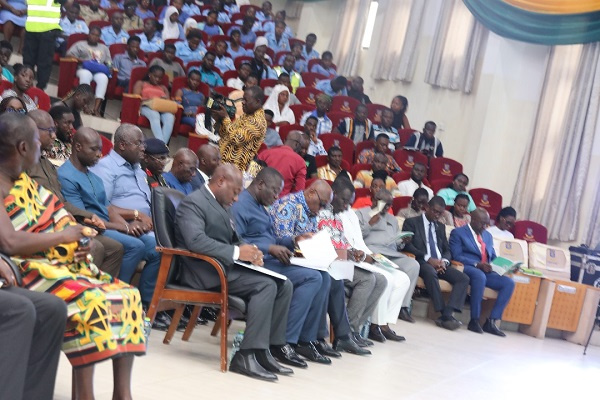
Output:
[399, 307, 415, 323]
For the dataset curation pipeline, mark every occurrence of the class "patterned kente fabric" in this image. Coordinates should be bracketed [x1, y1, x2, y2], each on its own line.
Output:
[218, 108, 267, 171]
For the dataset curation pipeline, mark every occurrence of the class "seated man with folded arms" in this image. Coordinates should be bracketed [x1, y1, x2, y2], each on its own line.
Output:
[487, 206, 517, 241]
[28, 110, 124, 278]
[354, 155, 399, 195]
[397, 162, 433, 198]
[335, 103, 373, 145]
[402, 196, 470, 330]
[316, 177, 389, 345]
[232, 167, 331, 366]
[449, 208, 516, 337]
[58, 127, 165, 327]
[405, 121, 443, 158]
[270, 180, 369, 356]
[113, 35, 147, 90]
[317, 146, 352, 182]
[355, 189, 421, 323]
[162, 148, 198, 195]
[190, 143, 221, 190]
[357, 134, 402, 174]
[175, 164, 293, 381]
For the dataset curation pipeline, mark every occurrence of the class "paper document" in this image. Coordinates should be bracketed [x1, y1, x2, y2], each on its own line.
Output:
[235, 261, 287, 280]
[372, 254, 399, 270]
[291, 230, 354, 280]
[490, 257, 522, 276]
[369, 200, 387, 217]
[386, 231, 414, 245]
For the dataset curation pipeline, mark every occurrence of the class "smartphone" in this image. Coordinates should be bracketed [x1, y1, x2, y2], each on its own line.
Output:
[79, 237, 91, 248]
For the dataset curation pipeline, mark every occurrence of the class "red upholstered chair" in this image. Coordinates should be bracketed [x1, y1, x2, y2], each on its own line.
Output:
[393, 149, 428, 171]
[392, 196, 412, 215]
[319, 133, 354, 166]
[89, 20, 111, 30]
[212, 86, 237, 97]
[513, 221, 548, 244]
[398, 128, 416, 146]
[100, 135, 113, 156]
[354, 140, 375, 163]
[469, 188, 503, 220]
[366, 103, 386, 124]
[171, 77, 210, 99]
[392, 171, 411, 184]
[301, 72, 327, 88]
[279, 123, 303, 142]
[288, 38, 305, 49]
[207, 34, 229, 46]
[230, 12, 244, 22]
[187, 134, 209, 153]
[0, 80, 12, 92]
[258, 142, 268, 155]
[295, 87, 323, 106]
[222, 70, 239, 83]
[307, 59, 336, 72]
[315, 155, 350, 171]
[274, 51, 291, 65]
[328, 111, 352, 131]
[289, 104, 315, 122]
[164, 38, 182, 46]
[26, 87, 51, 111]
[191, 15, 206, 23]
[240, 4, 260, 14]
[429, 157, 463, 182]
[234, 56, 252, 69]
[331, 96, 359, 114]
[351, 163, 371, 180]
[260, 78, 278, 91]
[220, 23, 236, 35]
[354, 188, 370, 199]
[429, 178, 453, 195]
[128, 29, 143, 36]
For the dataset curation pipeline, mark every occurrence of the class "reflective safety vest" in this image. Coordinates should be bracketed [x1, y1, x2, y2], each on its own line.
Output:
[25, 0, 62, 33]
[274, 66, 302, 94]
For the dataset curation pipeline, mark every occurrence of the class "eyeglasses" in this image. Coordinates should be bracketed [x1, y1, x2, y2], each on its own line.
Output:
[147, 154, 170, 163]
[126, 140, 146, 148]
[6, 107, 26, 114]
[314, 190, 328, 209]
[38, 126, 56, 134]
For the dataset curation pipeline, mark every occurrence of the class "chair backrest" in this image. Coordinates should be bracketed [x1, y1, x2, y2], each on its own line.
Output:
[89, 20, 111, 30]
[392, 171, 411, 184]
[289, 104, 315, 122]
[392, 196, 412, 215]
[260, 78, 278, 91]
[430, 178, 453, 195]
[469, 188, 503, 220]
[128, 28, 143, 36]
[295, 86, 323, 106]
[307, 58, 336, 72]
[152, 187, 186, 283]
[528, 242, 570, 280]
[301, 72, 327, 88]
[234, 55, 252, 69]
[240, 4, 260, 14]
[393, 149, 428, 171]
[514, 220, 548, 244]
[192, 14, 206, 23]
[288, 37, 305, 49]
[366, 103, 387, 124]
[331, 96, 359, 114]
[495, 239, 529, 268]
[351, 163, 371, 180]
[109, 43, 127, 58]
[274, 51, 291, 65]
[100, 134, 113, 156]
[213, 86, 237, 97]
[208, 34, 229, 46]
[279, 123, 303, 142]
[398, 128, 415, 146]
[429, 157, 463, 182]
[354, 140, 374, 163]
[327, 111, 352, 130]
[66, 33, 89, 52]
[354, 187, 370, 199]
[26, 87, 51, 111]
[319, 133, 355, 166]
[129, 66, 148, 93]
[171, 76, 210, 98]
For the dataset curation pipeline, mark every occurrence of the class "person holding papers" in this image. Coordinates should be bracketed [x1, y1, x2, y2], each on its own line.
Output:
[270, 180, 370, 356]
[402, 196, 470, 331]
[174, 164, 294, 381]
[232, 167, 331, 366]
[356, 190, 421, 324]
[449, 208, 516, 337]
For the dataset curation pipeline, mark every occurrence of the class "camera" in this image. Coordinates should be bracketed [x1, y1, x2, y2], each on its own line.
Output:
[206, 94, 237, 118]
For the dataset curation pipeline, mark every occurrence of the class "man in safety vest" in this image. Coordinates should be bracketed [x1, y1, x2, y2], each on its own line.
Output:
[24, 0, 72, 89]
[273, 54, 304, 94]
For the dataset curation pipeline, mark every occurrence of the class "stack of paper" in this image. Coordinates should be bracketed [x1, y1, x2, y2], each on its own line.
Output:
[290, 230, 354, 280]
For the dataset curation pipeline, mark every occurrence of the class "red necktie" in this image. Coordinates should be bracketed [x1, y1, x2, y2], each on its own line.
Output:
[476, 234, 487, 263]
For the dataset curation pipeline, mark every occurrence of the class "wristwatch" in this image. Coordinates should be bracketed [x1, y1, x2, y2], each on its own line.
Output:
[134, 209, 139, 220]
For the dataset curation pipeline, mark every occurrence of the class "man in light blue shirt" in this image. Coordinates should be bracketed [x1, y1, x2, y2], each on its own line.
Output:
[230, 16, 257, 45]
[162, 148, 198, 195]
[213, 39, 235, 73]
[174, 30, 207, 65]
[113, 36, 147, 89]
[300, 94, 333, 136]
[263, 10, 292, 38]
[265, 21, 290, 53]
[315, 76, 348, 97]
[182, 0, 201, 16]
[302, 33, 320, 60]
[139, 19, 163, 52]
[101, 11, 130, 46]
[57, 4, 90, 54]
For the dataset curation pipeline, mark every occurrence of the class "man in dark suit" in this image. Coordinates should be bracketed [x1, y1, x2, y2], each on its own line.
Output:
[402, 196, 469, 330]
[174, 164, 294, 381]
[449, 208, 515, 337]
[190, 143, 221, 191]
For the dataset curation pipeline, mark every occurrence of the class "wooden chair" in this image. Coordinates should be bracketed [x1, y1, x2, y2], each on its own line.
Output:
[319, 133, 355, 166]
[147, 187, 247, 372]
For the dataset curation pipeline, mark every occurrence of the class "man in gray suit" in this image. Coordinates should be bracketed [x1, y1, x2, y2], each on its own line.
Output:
[355, 189, 421, 323]
[174, 164, 294, 381]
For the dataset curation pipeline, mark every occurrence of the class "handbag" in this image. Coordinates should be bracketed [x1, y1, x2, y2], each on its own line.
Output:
[142, 98, 179, 114]
[81, 60, 111, 76]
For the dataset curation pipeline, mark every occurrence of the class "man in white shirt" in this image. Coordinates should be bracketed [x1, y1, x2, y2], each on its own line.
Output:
[397, 162, 433, 199]
[487, 207, 517, 241]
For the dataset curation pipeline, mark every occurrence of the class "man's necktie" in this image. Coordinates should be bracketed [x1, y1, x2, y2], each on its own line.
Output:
[428, 222, 438, 259]
[476, 234, 487, 263]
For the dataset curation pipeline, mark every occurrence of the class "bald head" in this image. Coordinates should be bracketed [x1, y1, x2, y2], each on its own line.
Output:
[0, 113, 39, 172]
[72, 127, 99, 145]
[28, 109, 56, 152]
[196, 144, 221, 176]
[71, 127, 102, 168]
[285, 130, 303, 154]
[28, 109, 53, 127]
[304, 179, 332, 217]
[209, 163, 243, 208]
[114, 123, 144, 164]
[470, 207, 490, 234]
[171, 148, 199, 183]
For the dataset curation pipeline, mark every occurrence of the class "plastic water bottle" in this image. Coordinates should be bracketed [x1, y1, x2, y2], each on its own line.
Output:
[360, 318, 371, 339]
[230, 330, 244, 361]
[143, 316, 152, 348]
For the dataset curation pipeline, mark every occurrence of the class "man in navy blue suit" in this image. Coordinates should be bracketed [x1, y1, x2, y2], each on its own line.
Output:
[449, 208, 515, 337]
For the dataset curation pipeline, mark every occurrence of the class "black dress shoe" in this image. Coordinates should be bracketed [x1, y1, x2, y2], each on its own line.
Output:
[314, 340, 341, 358]
[200, 307, 218, 322]
[435, 316, 461, 331]
[399, 307, 415, 323]
[183, 305, 208, 326]
[296, 342, 332, 364]
[270, 344, 307, 368]
[333, 337, 371, 355]
[483, 319, 507, 337]
[468, 318, 484, 334]
[368, 325, 386, 343]
[152, 311, 171, 331]
[352, 332, 373, 347]
[380, 325, 406, 341]
[255, 349, 294, 375]
[229, 351, 278, 381]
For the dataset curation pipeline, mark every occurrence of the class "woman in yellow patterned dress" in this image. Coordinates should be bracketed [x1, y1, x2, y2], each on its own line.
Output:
[0, 113, 145, 399]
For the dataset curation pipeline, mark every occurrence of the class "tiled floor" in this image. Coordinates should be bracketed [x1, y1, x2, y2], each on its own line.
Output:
[54, 317, 600, 400]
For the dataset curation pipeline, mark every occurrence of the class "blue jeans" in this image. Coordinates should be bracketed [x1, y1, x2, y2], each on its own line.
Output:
[103, 230, 161, 304]
[463, 265, 516, 319]
[140, 106, 175, 144]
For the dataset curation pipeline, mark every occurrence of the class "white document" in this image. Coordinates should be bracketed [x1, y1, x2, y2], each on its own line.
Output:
[235, 261, 287, 280]
[354, 261, 383, 273]
[369, 200, 386, 217]
[328, 260, 355, 280]
[297, 230, 339, 264]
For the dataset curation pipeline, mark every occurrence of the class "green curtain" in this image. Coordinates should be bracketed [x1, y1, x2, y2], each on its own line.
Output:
[463, 0, 600, 45]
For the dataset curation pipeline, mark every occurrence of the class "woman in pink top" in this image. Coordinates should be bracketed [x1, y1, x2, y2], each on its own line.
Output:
[133, 65, 176, 143]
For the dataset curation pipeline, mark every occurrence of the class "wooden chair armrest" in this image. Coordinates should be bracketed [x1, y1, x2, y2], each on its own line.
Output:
[401, 252, 416, 258]
[156, 246, 227, 280]
[450, 261, 464, 272]
[123, 93, 142, 100]
[59, 57, 78, 63]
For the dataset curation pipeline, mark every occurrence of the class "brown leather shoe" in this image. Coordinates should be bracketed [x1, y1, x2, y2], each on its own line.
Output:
[399, 307, 415, 323]
[380, 325, 406, 341]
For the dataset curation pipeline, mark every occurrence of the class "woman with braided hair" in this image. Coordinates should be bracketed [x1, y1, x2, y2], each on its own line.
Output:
[52, 84, 95, 129]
